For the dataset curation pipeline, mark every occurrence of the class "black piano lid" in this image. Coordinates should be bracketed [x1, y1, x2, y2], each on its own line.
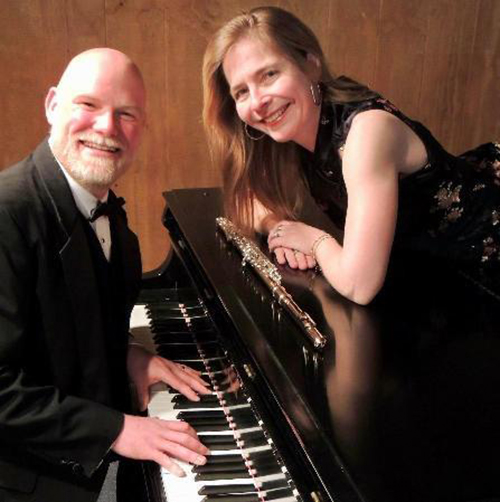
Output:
[163, 188, 500, 502]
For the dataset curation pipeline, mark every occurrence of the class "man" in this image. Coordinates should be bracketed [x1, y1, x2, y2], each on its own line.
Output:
[0, 48, 209, 502]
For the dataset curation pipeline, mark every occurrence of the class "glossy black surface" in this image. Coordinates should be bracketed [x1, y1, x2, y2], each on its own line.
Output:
[163, 188, 500, 502]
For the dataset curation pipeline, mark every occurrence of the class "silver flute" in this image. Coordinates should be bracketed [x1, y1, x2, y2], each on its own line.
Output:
[216, 217, 327, 350]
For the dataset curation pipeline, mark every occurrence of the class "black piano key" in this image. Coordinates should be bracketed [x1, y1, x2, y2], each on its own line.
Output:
[247, 455, 278, 470]
[157, 347, 202, 359]
[140, 289, 192, 303]
[201, 494, 259, 502]
[150, 332, 195, 343]
[265, 487, 296, 500]
[164, 346, 224, 359]
[150, 319, 192, 328]
[142, 291, 298, 502]
[237, 432, 268, 447]
[143, 287, 198, 302]
[205, 454, 244, 465]
[191, 423, 231, 432]
[239, 438, 268, 448]
[149, 308, 206, 318]
[198, 484, 256, 496]
[198, 435, 238, 450]
[152, 326, 215, 337]
[153, 320, 212, 331]
[173, 393, 220, 403]
[193, 462, 247, 474]
[170, 360, 206, 371]
[251, 464, 280, 477]
[149, 307, 203, 314]
[181, 417, 229, 427]
[260, 479, 291, 491]
[177, 410, 226, 420]
[231, 416, 259, 428]
[228, 406, 253, 415]
[195, 469, 251, 481]
[214, 382, 238, 393]
[246, 449, 276, 461]
[173, 400, 221, 410]
[154, 339, 197, 346]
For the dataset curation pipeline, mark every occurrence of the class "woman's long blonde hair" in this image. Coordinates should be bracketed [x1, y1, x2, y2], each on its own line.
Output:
[203, 6, 375, 233]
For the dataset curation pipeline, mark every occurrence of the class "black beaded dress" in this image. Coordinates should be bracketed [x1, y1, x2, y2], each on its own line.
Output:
[300, 95, 500, 297]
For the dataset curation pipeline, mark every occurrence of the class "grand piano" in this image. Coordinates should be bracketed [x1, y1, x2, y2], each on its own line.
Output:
[131, 187, 500, 502]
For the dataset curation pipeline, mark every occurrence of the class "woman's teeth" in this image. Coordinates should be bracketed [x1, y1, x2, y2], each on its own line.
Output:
[264, 104, 288, 123]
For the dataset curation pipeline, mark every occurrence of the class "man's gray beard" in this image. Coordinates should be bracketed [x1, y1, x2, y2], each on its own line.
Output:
[63, 144, 128, 190]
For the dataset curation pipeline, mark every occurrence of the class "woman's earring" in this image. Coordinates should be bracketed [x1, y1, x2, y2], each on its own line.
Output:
[310, 82, 322, 106]
[244, 123, 265, 141]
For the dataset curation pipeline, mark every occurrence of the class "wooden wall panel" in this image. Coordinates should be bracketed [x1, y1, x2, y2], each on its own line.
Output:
[66, 0, 106, 54]
[279, 0, 333, 59]
[417, 0, 478, 152]
[374, 0, 428, 117]
[0, 0, 67, 166]
[327, 0, 381, 87]
[104, 0, 170, 270]
[0, 0, 498, 271]
[163, 0, 217, 190]
[459, 0, 500, 150]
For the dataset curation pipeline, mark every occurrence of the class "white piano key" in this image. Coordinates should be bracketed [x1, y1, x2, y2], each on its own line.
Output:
[138, 303, 298, 501]
[130, 304, 150, 329]
[160, 462, 290, 502]
[130, 305, 159, 354]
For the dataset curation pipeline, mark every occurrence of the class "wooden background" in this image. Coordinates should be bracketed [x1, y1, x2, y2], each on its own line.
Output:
[0, 0, 498, 271]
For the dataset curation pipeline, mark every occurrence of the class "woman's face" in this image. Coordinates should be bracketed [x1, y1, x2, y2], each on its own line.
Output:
[222, 36, 320, 151]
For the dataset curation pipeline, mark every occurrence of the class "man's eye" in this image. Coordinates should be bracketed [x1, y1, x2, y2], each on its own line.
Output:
[120, 111, 138, 121]
[264, 70, 278, 79]
[79, 102, 96, 110]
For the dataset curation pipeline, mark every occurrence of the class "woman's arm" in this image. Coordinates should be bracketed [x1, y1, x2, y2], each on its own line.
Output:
[252, 198, 281, 234]
[269, 110, 424, 304]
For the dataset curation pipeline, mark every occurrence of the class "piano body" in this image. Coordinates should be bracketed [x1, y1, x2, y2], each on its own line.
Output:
[132, 187, 500, 502]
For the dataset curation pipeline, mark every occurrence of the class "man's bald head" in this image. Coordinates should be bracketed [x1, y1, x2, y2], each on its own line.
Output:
[56, 48, 145, 105]
[45, 48, 146, 198]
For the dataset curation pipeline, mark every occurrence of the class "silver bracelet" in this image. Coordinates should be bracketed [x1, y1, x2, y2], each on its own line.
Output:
[311, 233, 332, 261]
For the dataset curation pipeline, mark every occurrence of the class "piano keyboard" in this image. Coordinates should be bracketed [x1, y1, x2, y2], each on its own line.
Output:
[131, 289, 301, 502]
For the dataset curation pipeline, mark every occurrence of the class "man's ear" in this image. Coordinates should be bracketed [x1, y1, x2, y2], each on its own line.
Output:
[45, 87, 58, 125]
[306, 53, 321, 80]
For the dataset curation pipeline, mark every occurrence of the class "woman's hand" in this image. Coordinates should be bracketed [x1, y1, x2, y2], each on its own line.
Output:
[268, 221, 325, 269]
[272, 246, 316, 270]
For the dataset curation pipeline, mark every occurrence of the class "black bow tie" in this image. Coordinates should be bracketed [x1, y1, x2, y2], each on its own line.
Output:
[88, 197, 125, 223]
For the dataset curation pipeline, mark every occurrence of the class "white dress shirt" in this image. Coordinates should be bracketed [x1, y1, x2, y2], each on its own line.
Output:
[50, 146, 112, 261]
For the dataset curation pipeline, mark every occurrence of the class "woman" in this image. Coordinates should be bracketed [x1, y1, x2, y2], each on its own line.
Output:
[202, 6, 499, 305]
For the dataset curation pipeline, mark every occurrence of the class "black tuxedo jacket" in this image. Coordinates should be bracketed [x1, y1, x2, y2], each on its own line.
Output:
[0, 141, 142, 501]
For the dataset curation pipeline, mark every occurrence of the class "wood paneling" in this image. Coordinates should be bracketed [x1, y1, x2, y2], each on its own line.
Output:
[417, 0, 477, 152]
[0, 0, 498, 271]
[327, 0, 381, 87]
[459, 0, 500, 150]
[0, 0, 67, 164]
[375, 0, 428, 117]
[66, 0, 106, 54]
[104, 0, 170, 270]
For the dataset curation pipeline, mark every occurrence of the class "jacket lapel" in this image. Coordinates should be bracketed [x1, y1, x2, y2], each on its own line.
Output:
[33, 141, 111, 401]
[108, 191, 142, 315]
